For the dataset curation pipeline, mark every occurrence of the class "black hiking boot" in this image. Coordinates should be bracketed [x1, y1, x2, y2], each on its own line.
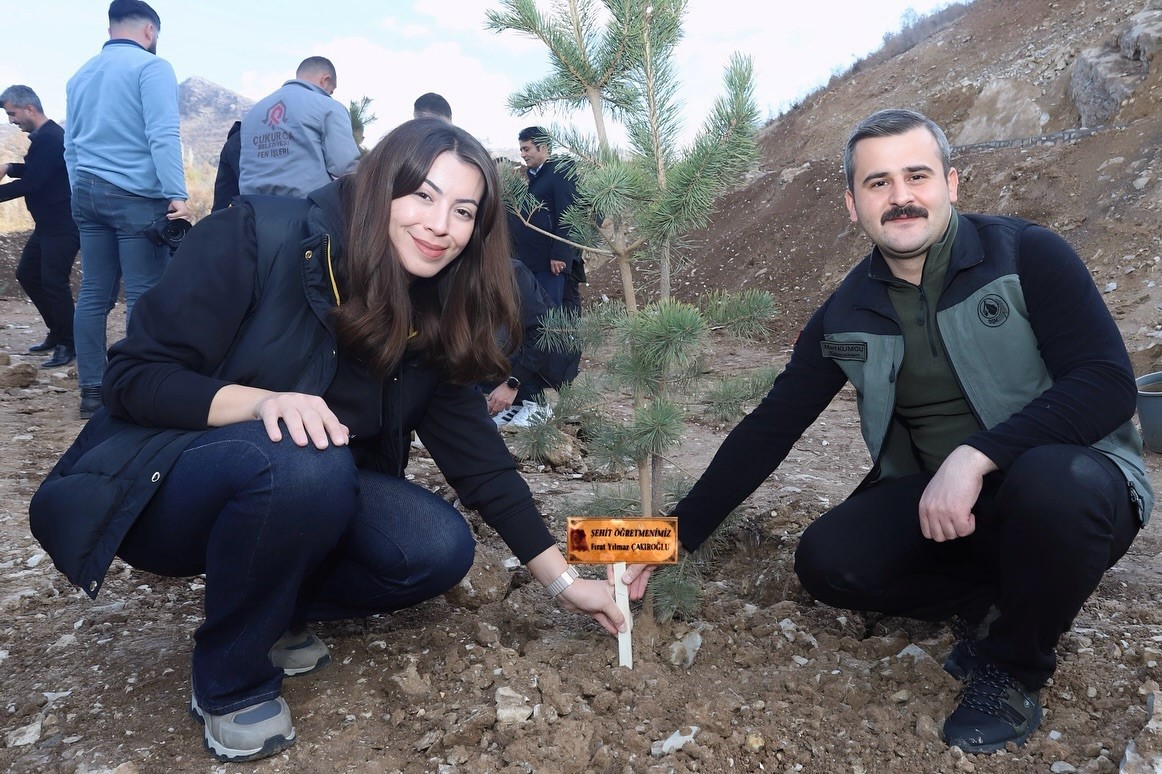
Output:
[942, 660, 1042, 753]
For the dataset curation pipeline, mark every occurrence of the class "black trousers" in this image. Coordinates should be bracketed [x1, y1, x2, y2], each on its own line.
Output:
[16, 227, 79, 346]
[563, 278, 582, 314]
[794, 444, 1140, 688]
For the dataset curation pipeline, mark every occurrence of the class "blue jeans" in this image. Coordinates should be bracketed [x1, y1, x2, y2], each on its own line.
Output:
[70, 171, 170, 388]
[116, 422, 476, 713]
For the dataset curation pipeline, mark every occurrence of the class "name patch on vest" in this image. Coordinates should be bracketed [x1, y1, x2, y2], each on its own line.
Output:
[821, 341, 867, 361]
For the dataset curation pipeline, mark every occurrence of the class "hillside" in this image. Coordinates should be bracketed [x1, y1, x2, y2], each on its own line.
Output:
[590, 0, 1162, 378]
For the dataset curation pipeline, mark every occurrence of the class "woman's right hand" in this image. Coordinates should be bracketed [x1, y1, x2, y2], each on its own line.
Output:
[254, 392, 349, 448]
[555, 577, 627, 636]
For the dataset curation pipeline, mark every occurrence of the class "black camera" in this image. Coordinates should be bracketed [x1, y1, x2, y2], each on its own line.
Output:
[147, 216, 193, 254]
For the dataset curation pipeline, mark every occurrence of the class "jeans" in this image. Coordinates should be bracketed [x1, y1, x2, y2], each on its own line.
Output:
[116, 421, 476, 713]
[793, 444, 1140, 688]
[16, 227, 79, 345]
[70, 171, 169, 388]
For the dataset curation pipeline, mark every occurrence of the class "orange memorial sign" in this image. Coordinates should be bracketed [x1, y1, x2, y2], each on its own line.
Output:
[565, 517, 679, 565]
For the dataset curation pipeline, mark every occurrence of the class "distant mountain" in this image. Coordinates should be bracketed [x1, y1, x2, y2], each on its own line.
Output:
[178, 76, 253, 169]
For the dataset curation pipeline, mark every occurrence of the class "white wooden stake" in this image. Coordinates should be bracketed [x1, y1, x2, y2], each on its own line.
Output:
[614, 561, 633, 668]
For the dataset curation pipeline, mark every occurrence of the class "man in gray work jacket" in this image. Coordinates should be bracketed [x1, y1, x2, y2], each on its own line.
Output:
[620, 109, 1153, 755]
[239, 56, 359, 198]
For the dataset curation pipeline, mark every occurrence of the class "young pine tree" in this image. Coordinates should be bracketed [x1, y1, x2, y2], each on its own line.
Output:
[490, 0, 775, 619]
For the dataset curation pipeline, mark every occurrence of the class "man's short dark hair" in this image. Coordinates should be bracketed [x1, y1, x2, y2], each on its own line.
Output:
[518, 126, 549, 148]
[297, 56, 338, 82]
[108, 0, 161, 30]
[843, 108, 952, 191]
[413, 93, 452, 121]
[0, 85, 43, 113]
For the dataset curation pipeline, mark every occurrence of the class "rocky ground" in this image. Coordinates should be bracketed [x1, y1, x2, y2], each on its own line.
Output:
[3, 1, 1162, 771]
[0, 267, 1160, 773]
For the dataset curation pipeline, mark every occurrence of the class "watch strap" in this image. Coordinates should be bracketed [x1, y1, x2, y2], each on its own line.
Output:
[545, 566, 580, 598]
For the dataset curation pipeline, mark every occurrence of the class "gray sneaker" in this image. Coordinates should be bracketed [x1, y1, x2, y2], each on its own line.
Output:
[189, 692, 295, 762]
[269, 628, 331, 676]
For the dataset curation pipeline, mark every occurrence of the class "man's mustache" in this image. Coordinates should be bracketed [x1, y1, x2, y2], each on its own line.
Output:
[882, 205, 928, 224]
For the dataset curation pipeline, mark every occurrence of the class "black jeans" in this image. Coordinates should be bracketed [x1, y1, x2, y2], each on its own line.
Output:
[15, 227, 79, 345]
[117, 421, 476, 713]
[794, 444, 1140, 688]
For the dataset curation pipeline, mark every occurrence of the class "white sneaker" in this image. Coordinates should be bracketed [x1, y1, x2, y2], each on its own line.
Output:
[190, 691, 295, 762]
[509, 400, 554, 427]
[493, 405, 522, 427]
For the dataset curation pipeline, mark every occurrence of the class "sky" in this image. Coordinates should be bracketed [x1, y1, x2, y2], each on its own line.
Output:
[3, 1, 957, 155]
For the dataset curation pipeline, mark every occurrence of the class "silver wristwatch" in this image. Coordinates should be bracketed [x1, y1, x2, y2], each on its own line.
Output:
[545, 566, 580, 599]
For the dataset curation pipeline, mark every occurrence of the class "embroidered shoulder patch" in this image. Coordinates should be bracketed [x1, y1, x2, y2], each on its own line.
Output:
[977, 295, 1010, 328]
[821, 341, 868, 361]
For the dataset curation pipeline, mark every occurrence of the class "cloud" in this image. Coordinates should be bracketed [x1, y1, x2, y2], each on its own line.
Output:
[322, 35, 542, 152]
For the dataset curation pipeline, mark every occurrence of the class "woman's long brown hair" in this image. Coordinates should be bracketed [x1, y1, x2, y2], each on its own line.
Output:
[332, 118, 520, 383]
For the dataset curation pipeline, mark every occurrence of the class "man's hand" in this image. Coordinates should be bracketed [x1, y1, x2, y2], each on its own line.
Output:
[918, 445, 997, 542]
[613, 563, 658, 601]
[550, 259, 566, 276]
[486, 382, 518, 414]
[167, 199, 192, 220]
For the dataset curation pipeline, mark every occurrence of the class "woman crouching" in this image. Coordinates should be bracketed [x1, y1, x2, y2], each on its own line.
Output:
[30, 118, 625, 762]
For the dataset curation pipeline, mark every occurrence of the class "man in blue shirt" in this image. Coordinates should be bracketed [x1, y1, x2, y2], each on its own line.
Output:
[64, 0, 190, 418]
[0, 85, 79, 368]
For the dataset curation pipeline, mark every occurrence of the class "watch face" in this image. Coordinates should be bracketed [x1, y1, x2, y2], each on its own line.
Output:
[506, 377, 519, 389]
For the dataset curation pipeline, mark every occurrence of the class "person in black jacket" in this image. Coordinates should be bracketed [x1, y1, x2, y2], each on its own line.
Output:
[617, 109, 1151, 755]
[29, 118, 625, 763]
[210, 120, 241, 212]
[0, 85, 79, 367]
[484, 259, 552, 422]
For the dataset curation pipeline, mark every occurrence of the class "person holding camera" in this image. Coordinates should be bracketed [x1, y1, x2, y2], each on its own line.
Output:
[0, 85, 80, 369]
[30, 118, 626, 762]
[64, 0, 191, 418]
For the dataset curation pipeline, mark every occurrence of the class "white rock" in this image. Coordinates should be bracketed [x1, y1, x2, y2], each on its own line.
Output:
[668, 630, 703, 668]
[5, 718, 42, 747]
[897, 643, 933, 663]
[1050, 762, 1076, 773]
[651, 725, 699, 756]
[495, 686, 532, 724]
